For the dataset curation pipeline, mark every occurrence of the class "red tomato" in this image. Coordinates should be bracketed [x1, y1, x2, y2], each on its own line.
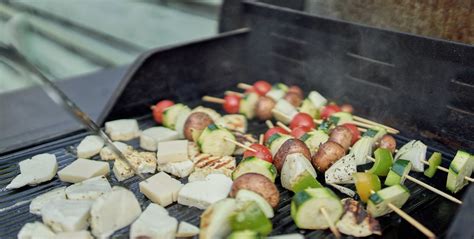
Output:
[264, 127, 289, 143]
[342, 123, 361, 145]
[320, 105, 342, 119]
[223, 95, 241, 114]
[243, 144, 273, 163]
[290, 112, 315, 129]
[291, 126, 312, 139]
[253, 81, 272, 96]
[152, 100, 174, 124]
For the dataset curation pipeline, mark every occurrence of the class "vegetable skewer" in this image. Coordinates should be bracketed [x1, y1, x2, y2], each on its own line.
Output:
[367, 156, 463, 204]
[369, 190, 436, 239]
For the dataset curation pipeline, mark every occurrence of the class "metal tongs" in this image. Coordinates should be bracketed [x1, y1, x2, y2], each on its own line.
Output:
[0, 17, 144, 180]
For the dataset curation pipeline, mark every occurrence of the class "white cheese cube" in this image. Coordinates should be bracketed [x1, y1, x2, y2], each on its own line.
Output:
[130, 204, 178, 239]
[140, 127, 179, 151]
[54, 230, 93, 239]
[7, 153, 58, 189]
[139, 172, 183, 207]
[58, 158, 109, 183]
[129, 151, 157, 174]
[105, 119, 140, 141]
[76, 135, 104, 159]
[18, 222, 55, 239]
[41, 199, 93, 233]
[65, 176, 112, 200]
[157, 140, 188, 164]
[30, 187, 66, 215]
[90, 187, 141, 238]
[113, 159, 134, 182]
[99, 142, 132, 161]
[158, 160, 194, 178]
[178, 174, 233, 209]
[273, 99, 298, 124]
[176, 221, 200, 237]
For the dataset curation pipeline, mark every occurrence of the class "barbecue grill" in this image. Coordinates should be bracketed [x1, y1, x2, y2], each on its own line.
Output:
[1, 1, 473, 238]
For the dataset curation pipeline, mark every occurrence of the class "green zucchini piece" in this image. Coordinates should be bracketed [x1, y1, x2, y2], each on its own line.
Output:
[273, 99, 298, 124]
[367, 184, 410, 217]
[198, 124, 236, 156]
[232, 156, 277, 182]
[302, 130, 329, 155]
[266, 84, 288, 101]
[239, 92, 259, 119]
[424, 152, 442, 178]
[385, 159, 412, 186]
[368, 148, 393, 176]
[329, 112, 353, 125]
[308, 91, 328, 109]
[162, 103, 185, 129]
[230, 201, 272, 236]
[447, 150, 473, 193]
[174, 106, 191, 138]
[317, 121, 333, 134]
[227, 230, 261, 239]
[236, 189, 274, 218]
[291, 188, 343, 229]
[269, 133, 293, 157]
[299, 99, 318, 119]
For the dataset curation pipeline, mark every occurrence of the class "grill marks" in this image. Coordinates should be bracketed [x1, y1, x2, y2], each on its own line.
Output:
[193, 154, 236, 171]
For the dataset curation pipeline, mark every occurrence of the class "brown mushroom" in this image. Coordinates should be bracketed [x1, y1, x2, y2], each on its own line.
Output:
[255, 96, 276, 120]
[312, 141, 345, 172]
[329, 126, 353, 151]
[288, 85, 304, 98]
[183, 112, 214, 141]
[284, 92, 303, 107]
[230, 173, 280, 208]
[378, 135, 397, 154]
[273, 139, 311, 172]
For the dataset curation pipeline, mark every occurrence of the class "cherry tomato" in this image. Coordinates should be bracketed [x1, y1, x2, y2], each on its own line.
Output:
[264, 127, 289, 143]
[253, 81, 272, 96]
[342, 123, 361, 145]
[320, 105, 341, 119]
[152, 100, 174, 124]
[223, 95, 241, 114]
[243, 144, 273, 163]
[288, 85, 304, 98]
[291, 126, 312, 139]
[340, 104, 354, 114]
[289, 112, 315, 129]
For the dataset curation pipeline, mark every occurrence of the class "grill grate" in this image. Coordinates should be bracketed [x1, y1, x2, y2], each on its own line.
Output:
[0, 114, 464, 238]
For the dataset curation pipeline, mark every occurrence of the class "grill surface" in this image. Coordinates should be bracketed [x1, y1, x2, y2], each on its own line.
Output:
[0, 111, 465, 238]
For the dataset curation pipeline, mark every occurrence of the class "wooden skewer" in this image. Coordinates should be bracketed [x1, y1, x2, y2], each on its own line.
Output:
[276, 121, 291, 132]
[224, 90, 244, 97]
[237, 83, 253, 90]
[420, 160, 474, 182]
[314, 118, 397, 134]
[320, 207, 341, 239]
[367, 156, 462, 205]
[353, 115, 400, 134]
[369, 190, 436, 239]
[224, 137, 257, 152]
[202, 96, 225, 104]
[357, 127, 367, 132]
[150, 105, 155, 110]
[265, 120, 274, 129]
[259, 134, 264, 145]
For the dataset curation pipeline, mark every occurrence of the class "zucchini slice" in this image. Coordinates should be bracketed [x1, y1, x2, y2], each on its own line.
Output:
[174, 106, 191, 138]
[291, 188, 343, 230]
[394, 140, 427, 172]
[446, 150, 473, 193]
[328, 112, 353, 126]
[266, 83, 289, 101]
[269, 133, 293, 157]
[273, 99, 298, 124]
[299, 99, 319, 119]
[227, 230, 261, 239]
[367, 184, 410, 217]
[239, 93, 259, 119]
[232, 156, 277, 183]
[162, 103, 185, 129]
[198, 124, 236, 157]
[301, 130, 329, 156]
[384, 159, 412, 186]
[236, 189, 274, 218]
[308, 91, 327, 109]
[280, 153, 320, 192]
[230, 201, 272, 236]
[424, 152, 442, 178]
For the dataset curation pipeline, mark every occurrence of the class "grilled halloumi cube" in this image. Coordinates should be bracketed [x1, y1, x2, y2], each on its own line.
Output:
[58, 158, 109, 183]
[113, 151, 157, 181]
[105, 119, 140, 141]
[65, 176, 112, 200]
[18, 222, 55, 239]
[216, 114, 248, 133]
[54, 230, 93, 239]
[140, 127, 179, 151]
[130, 203, 178, 239]
[41, 199, 93, 233]
[76, 135, 104, 159]
[90, 187, 141, 238]
[139, 172, 183, 207]
[158, 160, 194, 178]
[176, 221, 200, 237]
[7, 153, 58, 189]
[113, 158, 134, 182]
[191, 154, 236, 178]
[30, 187, 66, 215]
[99, 142, 132, 161]
[177, 174, 233, 209]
